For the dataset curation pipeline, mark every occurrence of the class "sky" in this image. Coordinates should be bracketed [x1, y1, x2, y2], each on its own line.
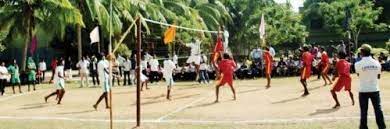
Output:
[274, 0, 304, 12]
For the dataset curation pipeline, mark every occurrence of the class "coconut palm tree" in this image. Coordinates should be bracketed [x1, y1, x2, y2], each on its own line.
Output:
[0, 0, 84, 70]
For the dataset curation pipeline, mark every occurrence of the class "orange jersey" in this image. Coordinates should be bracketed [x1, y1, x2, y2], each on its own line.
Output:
[217, 59, 236, 86]
[321, 52, 329, 64]
[302, 52, 313, 67]
[336, 59, 351, 77]
[332, 59, 352, 91]
[301, 52, 313, 79]
[218, 59, 236, 77]
[263, 51, 273, 75]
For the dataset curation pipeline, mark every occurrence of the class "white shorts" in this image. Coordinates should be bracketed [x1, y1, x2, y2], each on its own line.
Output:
[186, 55, 201, 65]
[102, 78, 110, 92]
[165, 77, 174, 86]
[55, 79, 65, 89]
[80, 71, 89, 76]
[140, 73, 148, 82]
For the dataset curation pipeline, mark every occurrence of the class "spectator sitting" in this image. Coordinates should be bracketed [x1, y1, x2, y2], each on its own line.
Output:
[276, 57, 288, 76]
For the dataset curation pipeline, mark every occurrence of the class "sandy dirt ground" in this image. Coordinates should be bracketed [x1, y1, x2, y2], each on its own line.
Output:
[0, 72, 389, 129]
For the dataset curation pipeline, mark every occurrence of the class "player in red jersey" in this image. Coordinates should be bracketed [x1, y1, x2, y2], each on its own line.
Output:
[331, 51, 354, 108]
[319, 47, 332, 86]
[263, 47, 273, 89]
[300, 46, 313, 96]
[215, 53, 237, 103]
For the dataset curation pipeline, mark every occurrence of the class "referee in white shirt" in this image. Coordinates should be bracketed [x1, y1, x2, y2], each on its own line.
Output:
[355, 44, 386, 129]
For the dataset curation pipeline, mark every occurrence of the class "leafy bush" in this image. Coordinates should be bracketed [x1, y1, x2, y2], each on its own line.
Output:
[0, 42, 5, 52]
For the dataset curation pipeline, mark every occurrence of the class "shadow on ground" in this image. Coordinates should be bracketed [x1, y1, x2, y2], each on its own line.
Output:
[309, 108, 340, 116]
[57, 109, 95, 115]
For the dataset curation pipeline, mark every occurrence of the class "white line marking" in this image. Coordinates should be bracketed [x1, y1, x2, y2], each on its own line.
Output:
[0, 90, 44, 102]
[0, 115, 389, 124]
[156, 94, 212, 122]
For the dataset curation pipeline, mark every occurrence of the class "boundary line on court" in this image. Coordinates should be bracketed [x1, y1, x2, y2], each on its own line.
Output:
[156, 93, 213, 122]
[0, 115, 389, 124]
[0, 90, 45, 102]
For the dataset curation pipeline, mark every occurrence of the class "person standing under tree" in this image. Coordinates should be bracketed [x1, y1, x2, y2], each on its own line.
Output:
[173, 53, 178, 66]
[330, 51, 354, 109]
[44, 60, 65, 104]
[38, 59, 47, 83]
[76, 56, 90, 88]
[149, 54, 160, 84]
[27, 57, 37, 91]
[0, 62, 8, 95]
[89, 56, 99, 86]
[300, 46, 313, 96]
[263, 47, 273, 89]
[111, 56, 121, 86]
[355, 44, 386, 129]
[215, 53, 237, 103]
[49, 57, 57, 83]
[123, 57, 132, 86]
[117, 54, 126, 77]
[65, 57, 73, 80]
[7, 60, 22, 94]
[163, 55, 176, 100]
[93, 54, 110, 110]
[269, 45, 276, 57]
[199, 52, 208, 84]
[319, 47, 332, 86]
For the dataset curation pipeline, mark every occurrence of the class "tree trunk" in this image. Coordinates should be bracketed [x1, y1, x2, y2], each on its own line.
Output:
[353, 28, 361, 51]
[21, 18, 32, 71]
[77, 24, 82, 60]
[77, 0, 83, 60]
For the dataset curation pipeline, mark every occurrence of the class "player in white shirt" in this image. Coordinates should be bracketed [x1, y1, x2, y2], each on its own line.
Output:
[117, 54, 126, 77]
[111, 58, 121, 86]
[38, 59, 47, 83]
[140, 56, 149, 91]
[163, 56, 176, 100]
[149, 55, 160, 84]
[0, 62, 8, 95]
[183, 38, 202, 80]
[123, 57, 132, 86]
[354, 44, 386, 129]
[222, 26, 230, 52]
[44, 60, 65, 104]
[77, 57, 90, 87]
[93, 54, 110, 110]
[198, 61, 210, 84]
[269, 46, 276, 57]
[173, 53, 178, 65]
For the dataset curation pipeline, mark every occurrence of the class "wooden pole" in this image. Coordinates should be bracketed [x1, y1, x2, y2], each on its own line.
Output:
[136, 17, 142, 127]
[108, 0, 113, 129]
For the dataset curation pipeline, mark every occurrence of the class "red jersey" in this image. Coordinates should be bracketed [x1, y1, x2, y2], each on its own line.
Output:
[336, 59, 350, 77]
[214, 37, 224, 52]
[218, 59, 236, 76]
[263, 51, 273, 65]
[321, 52, 329, 64]
[302, 52, 313, 67]
[51, 59, 58, 69]
[263, 51, 273, 75]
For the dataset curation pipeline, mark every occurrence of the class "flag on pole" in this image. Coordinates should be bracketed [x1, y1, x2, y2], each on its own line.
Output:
[164, 26, 176, 44]
[29, 36, 37, 55]
[90, 27, 100, 44]
[259, 14, 266, 39]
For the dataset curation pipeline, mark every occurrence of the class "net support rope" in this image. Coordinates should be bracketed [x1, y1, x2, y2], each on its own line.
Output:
[142, 18, 218, 34]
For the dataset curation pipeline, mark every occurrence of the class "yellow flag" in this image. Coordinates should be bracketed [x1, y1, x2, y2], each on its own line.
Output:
[164, 26, 176, 44]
